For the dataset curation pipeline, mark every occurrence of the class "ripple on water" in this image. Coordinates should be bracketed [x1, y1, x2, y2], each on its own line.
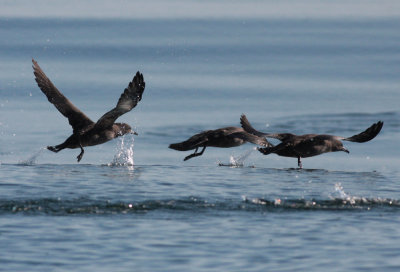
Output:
[2, 194, 400, 216]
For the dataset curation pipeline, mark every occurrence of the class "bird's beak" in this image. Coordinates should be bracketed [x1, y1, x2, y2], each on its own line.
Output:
[131, 131, 138, 135]
[342, 147, 350, 153]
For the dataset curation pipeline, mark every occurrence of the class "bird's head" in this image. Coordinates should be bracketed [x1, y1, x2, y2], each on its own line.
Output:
[334, 142, 349, 154]
[115, 123, 138, 136]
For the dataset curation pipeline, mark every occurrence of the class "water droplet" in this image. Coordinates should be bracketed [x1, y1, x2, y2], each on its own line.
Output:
[18, 147, 46, 165]
[108, 135, 135, 166]
[226, 148, 255, 167]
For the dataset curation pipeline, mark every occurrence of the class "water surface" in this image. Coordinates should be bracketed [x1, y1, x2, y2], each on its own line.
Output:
[1, 12, 400, 272]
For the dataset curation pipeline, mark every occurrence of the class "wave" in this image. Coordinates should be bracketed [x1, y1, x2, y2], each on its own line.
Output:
[244, 197, 400, 211]
[1, 195, 399, 215]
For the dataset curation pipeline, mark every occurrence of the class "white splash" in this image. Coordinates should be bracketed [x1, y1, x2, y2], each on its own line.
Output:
[18, 147, 47, 165]
[219, 147, 256, 167]
[333, 182, 360, 205]
[108, 135, 135, 167]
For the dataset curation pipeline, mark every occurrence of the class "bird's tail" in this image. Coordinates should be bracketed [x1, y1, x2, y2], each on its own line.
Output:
[169, 142, 191, 151]
[169, 131, 209, 151]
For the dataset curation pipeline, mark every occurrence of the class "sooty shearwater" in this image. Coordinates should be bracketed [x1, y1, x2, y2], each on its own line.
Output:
[32, 59, 145, 162]
[169, 126, 272, 161]
[240, 114, 383, 168]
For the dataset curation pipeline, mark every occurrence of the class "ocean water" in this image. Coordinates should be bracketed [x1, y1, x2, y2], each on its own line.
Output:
[1, 8, 400, 272]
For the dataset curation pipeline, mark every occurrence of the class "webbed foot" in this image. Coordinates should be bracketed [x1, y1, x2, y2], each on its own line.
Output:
[47, 146, 59, 153]
[77, 144, 84, 162]
[258, 147, 273, 155]
[77, 151, 84, 162]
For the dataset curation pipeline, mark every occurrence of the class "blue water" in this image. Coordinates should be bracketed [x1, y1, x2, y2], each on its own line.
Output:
[1, 11, 400, 272]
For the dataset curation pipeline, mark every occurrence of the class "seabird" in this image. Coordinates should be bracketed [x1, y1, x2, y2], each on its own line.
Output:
[169, 126, 272, 161]
[32, 59, 145, 162]
[240, 114, 383, 168]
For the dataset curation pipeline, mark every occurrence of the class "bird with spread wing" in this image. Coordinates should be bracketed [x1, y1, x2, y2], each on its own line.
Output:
[32, 59, 145, 162]
[240, 114, 383, 168]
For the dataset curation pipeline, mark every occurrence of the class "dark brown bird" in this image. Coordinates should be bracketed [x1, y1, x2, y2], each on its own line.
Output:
[32, 59, 145, 162]
[240, 114, 383, 168]
[169, 126, 272, 161]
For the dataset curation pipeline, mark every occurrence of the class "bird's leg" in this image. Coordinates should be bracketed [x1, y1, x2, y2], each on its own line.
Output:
[197, 146, 206, 156]
[77, 142, 84, 162]
[297, 156, 302, 169]
[184, 146, 206, 161]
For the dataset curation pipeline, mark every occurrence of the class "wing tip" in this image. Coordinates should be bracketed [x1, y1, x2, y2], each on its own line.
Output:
[32, 58, 39, 71]
[376, 120, 384, 134]
[132, 70, 145, 98]
[345, 120, 384, 143]
[371, 120, 384, 134]
[240, 113, 249, 127]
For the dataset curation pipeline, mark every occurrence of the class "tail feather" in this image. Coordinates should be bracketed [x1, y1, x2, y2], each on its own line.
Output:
[169, 133, 208, 151]
[344, 121, 384, 143]
[169, 142, 191, 151]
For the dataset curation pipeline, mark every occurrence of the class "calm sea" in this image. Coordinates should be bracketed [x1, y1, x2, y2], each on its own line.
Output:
[1, 11, 400, 272]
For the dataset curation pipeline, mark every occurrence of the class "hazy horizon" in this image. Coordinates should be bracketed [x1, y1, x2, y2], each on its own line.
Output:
[1, 0, 400, 20]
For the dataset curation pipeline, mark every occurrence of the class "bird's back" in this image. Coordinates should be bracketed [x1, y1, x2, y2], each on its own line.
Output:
[281, 134, 337, 158]
[169, 127, 246, 151]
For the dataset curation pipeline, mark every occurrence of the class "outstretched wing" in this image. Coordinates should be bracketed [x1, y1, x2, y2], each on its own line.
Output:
[95, 71, 145, 129]
[32, 59, 94, 133]
[343, 121, 384, 143]
[240, 114, 290, 141]
[240, 114, 268, 137]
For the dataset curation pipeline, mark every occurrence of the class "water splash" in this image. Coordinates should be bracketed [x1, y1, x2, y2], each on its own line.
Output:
[218, 147, 256, 167]
[108, 135, 135, 167]
[333, 182, 362, 205]
[18, 147, 47, 165]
